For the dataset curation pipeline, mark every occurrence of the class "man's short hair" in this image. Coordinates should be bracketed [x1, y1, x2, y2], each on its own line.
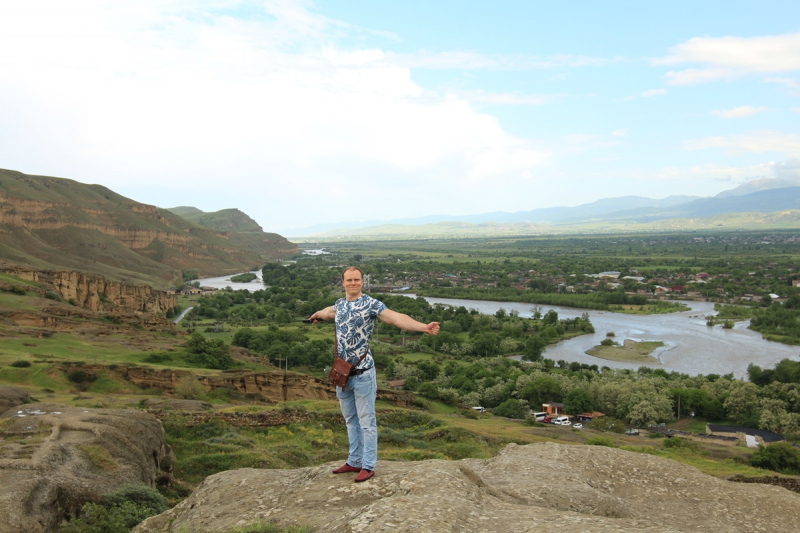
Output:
[342, 266, 364, 281]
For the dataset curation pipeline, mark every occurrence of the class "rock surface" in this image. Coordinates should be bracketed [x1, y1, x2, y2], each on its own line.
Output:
[135, 442, 800, 533]
[0, 386, 31, 415]
[0, 404, 172, 533]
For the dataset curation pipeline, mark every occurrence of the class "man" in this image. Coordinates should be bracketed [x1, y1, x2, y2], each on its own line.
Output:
[309, 266, 440, 482]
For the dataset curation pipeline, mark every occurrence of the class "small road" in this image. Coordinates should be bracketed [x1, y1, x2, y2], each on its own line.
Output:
[173, 306, 194, 324]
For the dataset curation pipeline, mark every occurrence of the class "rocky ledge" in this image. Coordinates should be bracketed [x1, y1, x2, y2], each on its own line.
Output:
[135, 442, 800, 533]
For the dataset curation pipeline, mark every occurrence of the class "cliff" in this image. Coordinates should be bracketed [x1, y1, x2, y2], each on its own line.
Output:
[0, 169, 298, 285]
[134, 441, 800, 533]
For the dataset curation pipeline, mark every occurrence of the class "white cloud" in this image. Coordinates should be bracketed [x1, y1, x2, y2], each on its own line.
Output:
[683, 131, 800, 155]
[640, 89, 667, 97]
[0, 1, 552, 228]
[655, 31, 800, 85]
[389, 50, 615, 70]
[711, 106, 768, 118]
[454, 90, 554, 106]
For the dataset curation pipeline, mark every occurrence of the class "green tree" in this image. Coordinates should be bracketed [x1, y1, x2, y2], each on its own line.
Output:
[724, 381, 760, 425]
[564, 388, 595, 415]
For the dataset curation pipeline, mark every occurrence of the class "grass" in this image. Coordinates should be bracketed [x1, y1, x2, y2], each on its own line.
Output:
[0, 272, 43, 287]
[78, 444, 118, 470]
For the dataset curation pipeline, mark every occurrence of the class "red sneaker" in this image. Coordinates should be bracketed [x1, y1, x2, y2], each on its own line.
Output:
[354, 469, 374, 482]
[332, 463, 361, 474]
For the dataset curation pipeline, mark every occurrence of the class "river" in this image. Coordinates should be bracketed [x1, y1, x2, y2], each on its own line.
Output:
[404, 295, 800, 379]
[194, 268, 800, 378]
[195, 270, 267, 291]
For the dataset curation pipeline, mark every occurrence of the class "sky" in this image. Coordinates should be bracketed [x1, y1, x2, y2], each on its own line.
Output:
[2, 1, 800, 234]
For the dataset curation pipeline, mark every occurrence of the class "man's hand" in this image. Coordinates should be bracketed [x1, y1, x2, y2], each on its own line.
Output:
[425, 322, 440, 336]
[309, 306, 335, 323]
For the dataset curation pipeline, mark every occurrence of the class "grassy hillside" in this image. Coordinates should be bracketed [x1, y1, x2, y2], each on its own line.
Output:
[165, 207, 263, 233]
[0, 169, 298, 286]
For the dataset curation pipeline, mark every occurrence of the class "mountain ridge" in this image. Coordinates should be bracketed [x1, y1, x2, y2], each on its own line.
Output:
[0, 168, 297, 286]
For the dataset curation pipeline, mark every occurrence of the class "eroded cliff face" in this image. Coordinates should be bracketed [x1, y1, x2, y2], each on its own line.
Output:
[2, 267, 176, 314]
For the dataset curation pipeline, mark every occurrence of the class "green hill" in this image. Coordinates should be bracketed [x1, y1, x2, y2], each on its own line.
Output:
[0, 169, 298, 286]
[165, 207, 263, 232]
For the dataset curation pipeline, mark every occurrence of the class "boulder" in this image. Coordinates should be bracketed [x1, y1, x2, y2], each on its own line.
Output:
[0, 386, 31, 414]
[135, 442, 800, 533]
[0, 404, 173, 533]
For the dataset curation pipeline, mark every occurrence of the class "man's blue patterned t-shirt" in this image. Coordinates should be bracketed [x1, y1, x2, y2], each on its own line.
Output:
[335, 294, 386, 369]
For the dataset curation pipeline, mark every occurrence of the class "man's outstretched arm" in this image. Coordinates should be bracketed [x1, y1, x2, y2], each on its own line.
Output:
[379, 309, 440, 335]
[309, 306, 335, 322]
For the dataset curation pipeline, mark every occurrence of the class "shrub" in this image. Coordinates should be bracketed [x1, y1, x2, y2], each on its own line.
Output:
[143, 352, 173, 364]
[10, 360, 31, 368]
[750, 442, 800, 474]
[61, 485, 166, 533]
[45, 291, 62, 301]
[586, 436, 615, 447]
[647, 432, 666, 439]
[174, 376, 206, 400]
[492, 399, 527, 419]
[67, 370, 98, 384]
[663, 436, 695, 449]
[600, 338, 617, 346]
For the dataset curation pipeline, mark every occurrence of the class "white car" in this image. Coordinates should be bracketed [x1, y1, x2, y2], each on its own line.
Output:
[572, 423, 584, 429]
[560, 420, 572, 427]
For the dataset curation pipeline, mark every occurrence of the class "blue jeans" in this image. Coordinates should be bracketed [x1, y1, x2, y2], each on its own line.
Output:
[336, 366, 377, 471]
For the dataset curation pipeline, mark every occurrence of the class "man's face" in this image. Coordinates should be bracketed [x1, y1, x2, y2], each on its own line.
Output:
[342, 269, 363, 297]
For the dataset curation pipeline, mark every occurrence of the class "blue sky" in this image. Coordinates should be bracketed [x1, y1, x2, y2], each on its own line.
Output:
[1, 1, 799, 233]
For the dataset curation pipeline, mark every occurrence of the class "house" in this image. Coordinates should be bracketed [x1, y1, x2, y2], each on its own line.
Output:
[542, 402, 565, 416]
[654, 286, 670, 295]
[575, 411, 605, 422]
[180, 286, 202, 296]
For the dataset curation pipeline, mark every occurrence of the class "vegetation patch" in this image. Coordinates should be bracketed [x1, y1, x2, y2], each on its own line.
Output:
[78, 444, 118, 471]
[585, 339, 665, 363]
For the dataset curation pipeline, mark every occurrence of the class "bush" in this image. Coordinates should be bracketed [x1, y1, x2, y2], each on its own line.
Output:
[750, 442, 800, 474]
[663, 437, 695, 449]
[174, 376, 206, 400]
[67, 370, 98, 384]
[61, 485, 166, 533]
[600, 338, 617, 346]
[10, 360, 31, 368]
[45, 290, 62, 301]
[586, 436, 615, 447]
[492, 399, 528, 419]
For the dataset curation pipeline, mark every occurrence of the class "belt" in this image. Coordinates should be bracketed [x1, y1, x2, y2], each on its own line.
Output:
[351, 366, 372, 375]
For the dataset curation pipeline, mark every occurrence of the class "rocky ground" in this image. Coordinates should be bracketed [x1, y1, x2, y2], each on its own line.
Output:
[0, 387, 172, 533]
[135, 441, 800, 533]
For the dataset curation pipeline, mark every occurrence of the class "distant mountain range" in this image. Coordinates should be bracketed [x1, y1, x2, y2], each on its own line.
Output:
[0, 169, 297, 286]
[288, 178, 800, 238]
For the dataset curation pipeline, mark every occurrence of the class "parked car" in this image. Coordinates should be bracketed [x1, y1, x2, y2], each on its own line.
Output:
[554, 416, 570, 425]
[625, 428, 640, 436]
[472, 406, 486, 413]
[560, 420, 572, 426]
[572, 423, 584, 429]
[543, 417, 553, 424]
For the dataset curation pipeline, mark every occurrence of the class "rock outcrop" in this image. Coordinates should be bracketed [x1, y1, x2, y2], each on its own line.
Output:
[135, 442, 800, 533]
[0, 404, 173, 533]
[3, 267, 177, 314]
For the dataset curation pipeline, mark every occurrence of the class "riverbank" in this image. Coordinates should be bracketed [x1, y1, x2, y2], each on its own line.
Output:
[585, 339, 665, 364]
